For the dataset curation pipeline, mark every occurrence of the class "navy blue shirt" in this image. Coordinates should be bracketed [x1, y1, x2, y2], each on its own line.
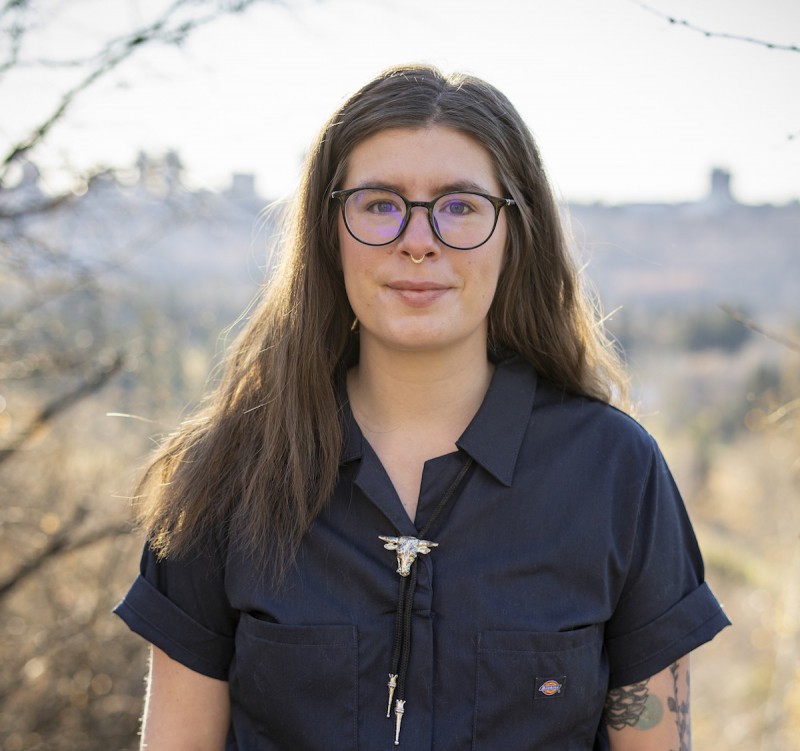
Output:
[115, 357, 729, 750]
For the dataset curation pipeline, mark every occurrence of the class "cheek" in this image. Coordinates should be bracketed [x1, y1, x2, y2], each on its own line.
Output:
[474, 258, 505, 318]
[487, 228, 509, 296]
[339, 244, 374, 317]
[338, 218, 361, 282]
[339, 255, 360, 308]
[483, 236, 507, 292]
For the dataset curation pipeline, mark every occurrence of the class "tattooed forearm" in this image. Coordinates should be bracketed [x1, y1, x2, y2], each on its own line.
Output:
[604, 677, 664, 731]
[667, 661, 692, 751]
[606, 659, 692, 749]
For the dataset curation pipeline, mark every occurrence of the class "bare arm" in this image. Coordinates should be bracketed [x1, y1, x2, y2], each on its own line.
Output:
[605, 656, 691, 751]
[141, 645, 231, 751]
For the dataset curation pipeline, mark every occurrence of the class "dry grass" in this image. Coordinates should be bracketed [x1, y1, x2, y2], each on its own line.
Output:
[1, 334, 797, 750]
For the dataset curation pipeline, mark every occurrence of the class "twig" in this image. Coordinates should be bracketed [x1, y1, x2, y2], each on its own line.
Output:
[0, 516, 132, 601]
[629, 0, 800, 54]
[0, 352, 125, 467]
[0, 192, 75, 219]
[0, 0, 270, 179]
[719, 305, 800, 354]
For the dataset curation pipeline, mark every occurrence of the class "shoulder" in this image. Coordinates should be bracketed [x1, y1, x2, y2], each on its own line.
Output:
[475, 356, 662, 491]
[526, 366, 657, 465]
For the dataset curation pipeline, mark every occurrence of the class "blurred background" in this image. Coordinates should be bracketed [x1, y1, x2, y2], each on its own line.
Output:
[1, 0, 798, 749]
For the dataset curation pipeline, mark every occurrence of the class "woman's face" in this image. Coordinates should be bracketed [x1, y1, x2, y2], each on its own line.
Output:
[337, 125, 507, 359]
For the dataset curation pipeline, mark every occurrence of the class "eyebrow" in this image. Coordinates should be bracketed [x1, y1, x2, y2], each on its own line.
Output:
[351, 178, 494, 195]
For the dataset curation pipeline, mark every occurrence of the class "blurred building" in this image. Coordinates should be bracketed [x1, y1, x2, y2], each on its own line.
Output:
[567, 168, 799, 316]
[3, 156, 797, 317]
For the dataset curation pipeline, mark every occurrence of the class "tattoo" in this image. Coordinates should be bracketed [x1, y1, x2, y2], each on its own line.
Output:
[667, 661, 691, 751]
[604, 678, 664, 731]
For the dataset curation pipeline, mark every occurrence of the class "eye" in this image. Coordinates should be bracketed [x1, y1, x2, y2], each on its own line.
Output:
[441, 199, 472, 215]
[366, 199, 403, 214]
[349, 189, 404, 216]
[437, 193, 483, 217]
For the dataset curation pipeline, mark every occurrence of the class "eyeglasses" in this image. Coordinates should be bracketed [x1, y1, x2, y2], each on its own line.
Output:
[331, 187, 515, 250]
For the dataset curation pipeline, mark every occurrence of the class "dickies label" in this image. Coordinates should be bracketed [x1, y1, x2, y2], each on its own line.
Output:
[535, 676, 566, 699]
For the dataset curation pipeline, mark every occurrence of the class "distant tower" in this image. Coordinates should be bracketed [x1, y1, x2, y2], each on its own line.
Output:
[0, 158, 45, 211]
[18, 160, 42, 190]
[228, 173, 256, 200]
[163, 150, 183, 192]
[136, 151, 150, 180]
[707, 168, 736, 207]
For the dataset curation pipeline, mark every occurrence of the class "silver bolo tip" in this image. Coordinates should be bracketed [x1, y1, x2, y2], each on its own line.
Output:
[393, 699, 406, 745]
[386, 674, 398, 718]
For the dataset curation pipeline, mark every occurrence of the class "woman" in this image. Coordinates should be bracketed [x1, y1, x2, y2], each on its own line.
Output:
[115, 64, 729, 750]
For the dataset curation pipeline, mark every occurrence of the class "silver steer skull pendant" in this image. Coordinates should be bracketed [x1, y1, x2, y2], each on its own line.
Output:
[379, 535, 439, 577]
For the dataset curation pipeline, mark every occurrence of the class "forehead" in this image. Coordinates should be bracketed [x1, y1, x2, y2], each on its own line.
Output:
[343, 125, 501, 197]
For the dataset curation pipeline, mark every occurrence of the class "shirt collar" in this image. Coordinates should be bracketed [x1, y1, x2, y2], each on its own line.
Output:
[339, 356, 537, 487]
[456, 356, 537, 486]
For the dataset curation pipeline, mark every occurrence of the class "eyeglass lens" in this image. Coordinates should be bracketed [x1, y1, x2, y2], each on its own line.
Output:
[343, 189, 498, 249]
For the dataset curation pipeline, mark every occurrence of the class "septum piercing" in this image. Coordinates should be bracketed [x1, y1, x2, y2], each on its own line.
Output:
[410, 254, 425, 264]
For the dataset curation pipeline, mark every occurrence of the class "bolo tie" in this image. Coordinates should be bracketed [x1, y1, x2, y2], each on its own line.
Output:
[378, 455, 475, 745]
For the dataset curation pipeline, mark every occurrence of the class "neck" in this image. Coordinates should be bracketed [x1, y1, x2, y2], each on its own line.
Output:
[347, 339, 494, 435]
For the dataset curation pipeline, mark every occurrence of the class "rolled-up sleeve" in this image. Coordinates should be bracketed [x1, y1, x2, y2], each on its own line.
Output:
[604, 438, 730, 688]
[114, 540, 238, 681]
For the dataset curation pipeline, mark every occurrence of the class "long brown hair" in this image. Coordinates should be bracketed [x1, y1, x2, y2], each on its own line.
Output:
[137, 64, 628, 576]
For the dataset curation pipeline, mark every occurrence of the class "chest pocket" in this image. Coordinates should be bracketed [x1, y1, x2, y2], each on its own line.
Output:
[229, 616, 358, 750]
[473, 624, 606, 751]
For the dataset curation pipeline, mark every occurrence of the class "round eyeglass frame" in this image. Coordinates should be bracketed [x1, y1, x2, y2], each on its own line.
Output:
[331, 187, 516, 251]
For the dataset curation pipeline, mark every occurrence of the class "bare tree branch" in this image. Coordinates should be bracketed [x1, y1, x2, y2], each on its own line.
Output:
[720, 304, 800, 354]
[0, 512, 132, 601]
[0, 0, 271, 180]
[0, 351, 125, 466]
[0, 0, 30, 75]
[629, 0, 800, 54]
[0, 191, 75, 219]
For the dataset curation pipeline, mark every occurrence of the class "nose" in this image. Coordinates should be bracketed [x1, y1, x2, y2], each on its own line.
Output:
[396, 206, 441, 262]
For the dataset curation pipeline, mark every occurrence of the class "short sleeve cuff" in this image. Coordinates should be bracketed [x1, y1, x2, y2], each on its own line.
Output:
[606, 582, 731, 688]
[114, 574, 234, 681]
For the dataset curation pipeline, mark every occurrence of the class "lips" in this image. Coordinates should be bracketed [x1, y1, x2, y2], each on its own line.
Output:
[388, 280, 450, 291]
[386, 279, 452, 307]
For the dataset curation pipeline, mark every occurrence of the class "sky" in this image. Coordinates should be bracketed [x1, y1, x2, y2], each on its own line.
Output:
[4, 0, 800, 205]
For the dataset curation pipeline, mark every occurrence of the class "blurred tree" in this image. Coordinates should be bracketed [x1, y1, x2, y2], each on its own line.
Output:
[0, 0, 275, 591]
[677, 308, 753, 353]
[0, 0, 275, 452]
[0, 2, 283, 749]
